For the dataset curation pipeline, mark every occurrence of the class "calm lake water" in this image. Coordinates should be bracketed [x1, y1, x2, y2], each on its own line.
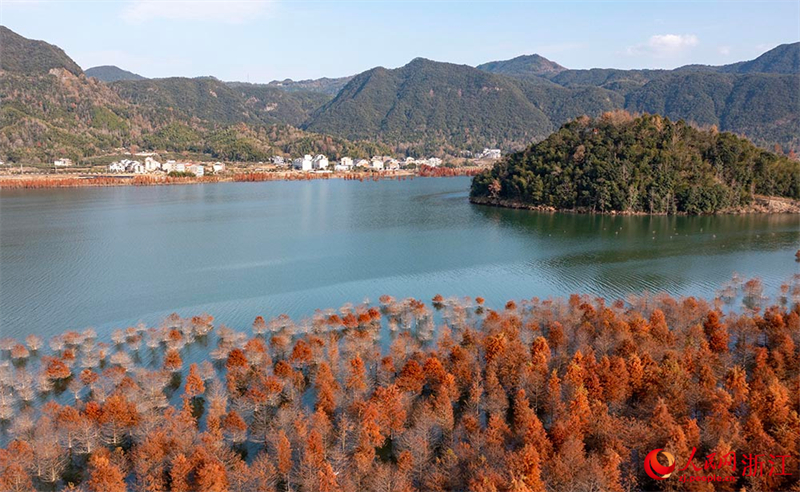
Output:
[1, 177, 798, 340]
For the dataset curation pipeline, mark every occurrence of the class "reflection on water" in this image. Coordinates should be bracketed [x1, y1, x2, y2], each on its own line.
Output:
[1, 177, 798, 341]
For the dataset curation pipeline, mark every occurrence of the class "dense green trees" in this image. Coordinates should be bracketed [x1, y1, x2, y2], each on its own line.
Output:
[471, 112, 800, 214]
[2, 25, 798, 163]
[0, 26, 82, 76]
[85, 66, 146, 82]
[307, 44, 800, 156]
[112, 77, 330, 128]
[304, 58, 557, 155]
[0, 71, 388, 164]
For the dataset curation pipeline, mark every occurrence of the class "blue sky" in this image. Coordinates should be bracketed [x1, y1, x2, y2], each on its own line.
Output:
[2, 1, 798, 82]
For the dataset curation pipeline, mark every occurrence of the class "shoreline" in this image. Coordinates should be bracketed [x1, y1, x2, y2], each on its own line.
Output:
[0, 167, 483, 190]
[469, 194, 800, 215]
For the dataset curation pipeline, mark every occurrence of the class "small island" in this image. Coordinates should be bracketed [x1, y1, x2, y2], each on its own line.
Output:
[470, 112, 800, 215]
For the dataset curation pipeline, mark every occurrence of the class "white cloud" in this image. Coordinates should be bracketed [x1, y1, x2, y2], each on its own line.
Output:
[121, 0, 277, 24]
[626, 34, 699, 58]
[718, 45, 731, 56]
[648, 34, 698, 54]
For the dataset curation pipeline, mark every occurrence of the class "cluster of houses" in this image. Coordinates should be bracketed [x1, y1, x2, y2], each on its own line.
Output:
[476, 148, 502, 160]
[275, 154, 446, 172]
[108, 157, 225, 177]
[96, 148, 501, 176]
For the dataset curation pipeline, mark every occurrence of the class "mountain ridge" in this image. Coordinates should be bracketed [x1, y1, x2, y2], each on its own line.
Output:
[476, 54, 567, 79]
[1, 25, 798, 161]
[266, 76, 354, 95]
[86, 65, 147, 82]
[304, 51, 799, 154]
[302, 57, 559, 155]
[0, 26, 83, 76]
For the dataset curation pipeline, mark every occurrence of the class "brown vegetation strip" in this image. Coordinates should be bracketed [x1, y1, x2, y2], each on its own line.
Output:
[0, 169, 480, 189]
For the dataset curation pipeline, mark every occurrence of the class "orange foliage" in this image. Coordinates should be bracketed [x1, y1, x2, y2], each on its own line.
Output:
[163, 349, 183, 371]
[1, 288, 798, 492]
[87, 452, 126, 492]
[184, 363, 206, 398]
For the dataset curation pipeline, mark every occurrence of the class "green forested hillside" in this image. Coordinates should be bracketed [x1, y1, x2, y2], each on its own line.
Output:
[547, 68, 665, 93]
[625, 72, 800, 152]
[142, 122, 390, 162]
[1, 69, 146, 162]
[304, 58, 556, 156]
[266, 76, 354, 95]
[0, 26, 381, 163]
[0, 69, 383, 163]
[713, 42, 799, 74]
[111, 77, 330, 128]
[469, 43, 800, 153]
[476, 54, 566, 79]
[85, 65, 146, 82]
[1, 25, 798, 161]
[471, 112, 800, 214]
[0, 26, 82, 76]
[305, 43, 800, 155]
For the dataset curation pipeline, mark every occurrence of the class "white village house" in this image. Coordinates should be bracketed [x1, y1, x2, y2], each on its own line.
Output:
[108, 158, 144, 173]
[335, 156, 354, 171]
[312, 154, 329, 170]
[187, 164, 204, 177]
[293, 155, 313, 171]
[144, 156, 162, 172]
[108, 161, 126, 173]
[54, 158, 73, 167]
[370, 158, 384, 170]
[477, 148, 502, 160]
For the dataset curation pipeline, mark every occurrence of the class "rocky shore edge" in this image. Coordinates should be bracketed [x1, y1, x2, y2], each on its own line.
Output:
[469, 194, 800, 215]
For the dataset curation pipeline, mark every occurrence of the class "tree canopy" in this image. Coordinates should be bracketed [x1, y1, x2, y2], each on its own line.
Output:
[471, 112, 800, 214]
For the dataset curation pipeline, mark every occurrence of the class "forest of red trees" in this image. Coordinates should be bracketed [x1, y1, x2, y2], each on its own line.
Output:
[0, 279, 798, 492]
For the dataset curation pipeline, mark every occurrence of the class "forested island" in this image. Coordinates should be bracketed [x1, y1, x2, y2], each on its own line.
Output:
[470, 112, 800, 214]
[0, 280, 798, 491]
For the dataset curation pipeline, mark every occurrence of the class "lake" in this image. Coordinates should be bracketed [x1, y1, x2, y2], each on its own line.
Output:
[1, 177, 798, 341]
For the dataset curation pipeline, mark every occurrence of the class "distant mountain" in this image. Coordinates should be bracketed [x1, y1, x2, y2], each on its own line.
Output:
[677, 42, 800, 75]
[303, 42, 799, 155]
[625, 72, 800, 152]
[0, 25, 82, 76]
[0, 28, 383, 164]
[86, 65, 146, 82]
[111, 77, 330, 127]
[719, 42, 800, 74]
[267, 76, 354, 96]
[477, 54, 567, 78]
[303, 58, 558, 155]
[1, 25, 798, 161]
[547, 68, 666, 94]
